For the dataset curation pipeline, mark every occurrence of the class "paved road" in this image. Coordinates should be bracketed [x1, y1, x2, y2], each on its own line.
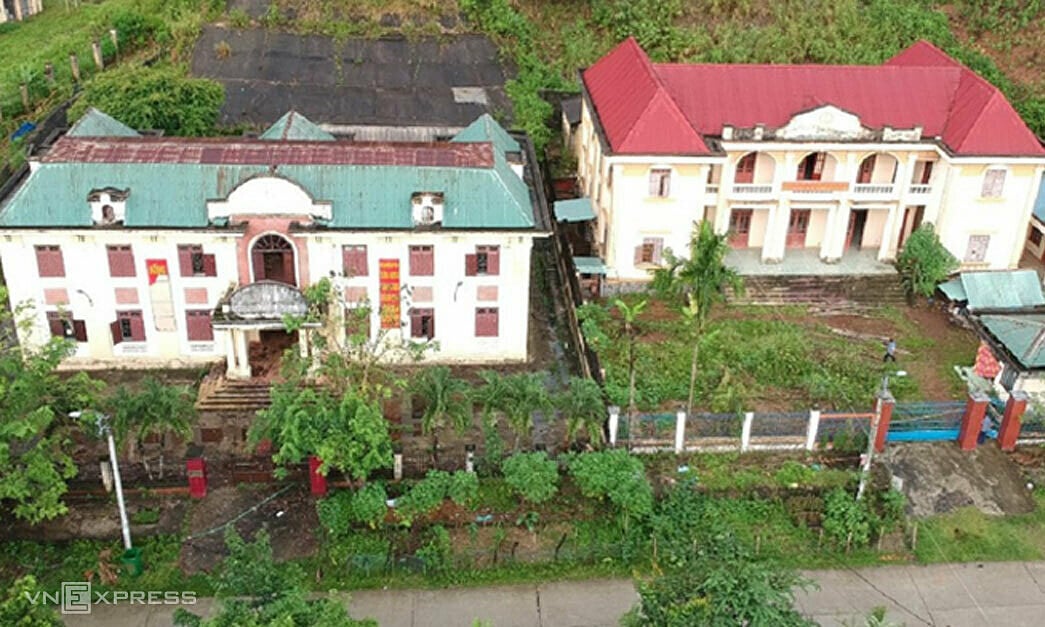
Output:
[64, 561, 1045, 626]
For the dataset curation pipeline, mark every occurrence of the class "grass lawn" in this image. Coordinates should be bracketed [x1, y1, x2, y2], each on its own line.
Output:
[914, 492, 1045, 563]
[586, 298, 978, 413]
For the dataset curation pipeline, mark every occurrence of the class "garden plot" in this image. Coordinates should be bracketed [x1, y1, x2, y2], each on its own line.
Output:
[586, 299, 977, 413]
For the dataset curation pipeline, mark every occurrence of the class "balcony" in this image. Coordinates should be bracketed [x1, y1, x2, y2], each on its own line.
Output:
[730, 183, 774, 197]
[908, 184, 932, 195]
[706, 184, 720, 195]
[852, 183, 896, 198]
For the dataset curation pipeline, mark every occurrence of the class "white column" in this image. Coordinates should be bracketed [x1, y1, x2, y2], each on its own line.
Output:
[298, 328, 310, 359]
[879, 205, 902, 261]
[674, 410, 686, 454]
[741, 411, 754, 452]
[805, 410, 821, 451]
[229, 328, 250, 379]
[715, 156, 738, 235]
[608, 406, 620, 447]
[224, 329, 237, 374]
[763, 199, 790, 263]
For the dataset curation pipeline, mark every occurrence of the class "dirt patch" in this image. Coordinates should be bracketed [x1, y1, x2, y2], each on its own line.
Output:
[882, 442, 1036, 518]
[1, 495, 189, 542]
[180, 484, 318, 574]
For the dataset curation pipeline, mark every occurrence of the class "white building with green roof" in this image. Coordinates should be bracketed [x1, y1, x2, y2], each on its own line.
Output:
[0, 110, 549, 376]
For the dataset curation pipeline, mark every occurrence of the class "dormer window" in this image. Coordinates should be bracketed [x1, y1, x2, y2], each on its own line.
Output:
[411, 192, 445, 227]
[88, 188, 129, 225]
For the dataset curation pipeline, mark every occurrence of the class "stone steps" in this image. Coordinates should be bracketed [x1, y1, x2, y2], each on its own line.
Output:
[731, 274, 906, 306]
[195, 381, 272, 412]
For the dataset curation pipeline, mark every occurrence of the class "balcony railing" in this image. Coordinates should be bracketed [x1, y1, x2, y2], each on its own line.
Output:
[909, 184, 932, 194]
[706, 184, 720, 195]
[852, 183, 895, 196]
[731, 183, 773, 195]
[782, 181, 849, 194]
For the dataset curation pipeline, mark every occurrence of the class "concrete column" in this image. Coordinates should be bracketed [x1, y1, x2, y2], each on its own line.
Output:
[763, 199, 790, 263]
[998, 390, 1029, 451]
[958, 392, 990, 451]
[12, 0, 22, 21]
[741, 411, 754, 452]
[805, 410, 821, 451]
[674, 410, 686, 454]
[879, 204, 902, 261]
[227, 328, 250, 379]
[823, 201, 850, 261]
[714, 157, 737, 235]
[874, 392, 895, 453]
[608, 406, 620, 447]
[298, 328, 310, 359]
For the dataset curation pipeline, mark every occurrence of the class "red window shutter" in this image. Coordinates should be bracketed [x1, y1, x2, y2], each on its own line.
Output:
[410, 310, 422, 338]
[110, 320, 123, 345]
[202, 254, 217, 277]
[465, 254, 478, 276]
[652, 238, 664, 264]
[186, 311, 214, 341]
[177, 245, 194, 276]
[476, 308, 499, 337]
[73, 320, 88, 342]
[428, 311, 435, 339]
[410, 246, 434, 276]
[282, 253, 296, 286]
[487, 247, 500, 275]
[107, 245, 135, 277]
[129, 311, 146, 342]
[920, 161, 934, 185]
[46, 313, 65, 338]
[36, 246, 65, 277]
[252, 250, 265, 280]
[812, 153, 825, 180]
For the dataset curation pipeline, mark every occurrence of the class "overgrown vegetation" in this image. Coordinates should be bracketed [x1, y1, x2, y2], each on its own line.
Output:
[896, 224, 960, 299]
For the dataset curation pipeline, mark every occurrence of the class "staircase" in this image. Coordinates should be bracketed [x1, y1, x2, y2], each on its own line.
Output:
[194, 379, 273, 413]
[730, 273, 907, 306]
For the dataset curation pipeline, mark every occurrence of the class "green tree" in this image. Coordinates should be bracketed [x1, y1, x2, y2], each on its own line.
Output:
[174, 528, 376, 627]
[567, 449, 653, 529]
[651, 221, 743, 418]
[0, 575, 62, 626]
[556, 376, 606, 447]
[502, 451, 559, 504]
[250, 386, 392, 482]
[613, 299, 647, 445]
[69, 65, 224, 136]
[104, 376, 195, 475]
[500, 372, 554, 451]
[0, 291, 103, 524]
[895, 224, 958, 298]
[410, 366, 473, 463]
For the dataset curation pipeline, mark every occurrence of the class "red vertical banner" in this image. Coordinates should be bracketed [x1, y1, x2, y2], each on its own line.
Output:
[379, 259, 400, 329]
[146, 259, 169, 285]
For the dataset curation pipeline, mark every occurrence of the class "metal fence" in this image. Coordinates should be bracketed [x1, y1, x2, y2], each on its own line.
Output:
[886, 401, 966, 442]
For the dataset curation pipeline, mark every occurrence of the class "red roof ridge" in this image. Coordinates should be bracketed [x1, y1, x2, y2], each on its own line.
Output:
[884, 39, 961, 68]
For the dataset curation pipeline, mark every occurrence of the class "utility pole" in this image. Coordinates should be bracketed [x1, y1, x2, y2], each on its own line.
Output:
[72, 411, 132, 549]
[857, 373, 903, 500]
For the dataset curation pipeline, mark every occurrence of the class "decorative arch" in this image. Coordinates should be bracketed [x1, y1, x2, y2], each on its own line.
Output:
[734, 151, 776, 184]
[249, 232, 298, 287]
[856, 152, 899, 184]
[207, 175, 332, 221]
[795, 151, 838, 181]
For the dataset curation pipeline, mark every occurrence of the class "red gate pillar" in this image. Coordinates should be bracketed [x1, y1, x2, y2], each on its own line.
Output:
[958, 392, 990, 451]
[874, 393, 895, 453]
[998, 391, 1029, 452]
[186, 457, 207, 499]
[308, 456, 327, 496]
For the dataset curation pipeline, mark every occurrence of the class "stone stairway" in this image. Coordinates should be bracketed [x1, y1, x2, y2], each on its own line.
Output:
[194, 379, 273, 413]
[730, 273, 907, 306]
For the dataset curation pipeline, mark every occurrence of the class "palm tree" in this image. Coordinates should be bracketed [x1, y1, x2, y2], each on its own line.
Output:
[106, 377, 195, 479]
[410, 366, 473, 463]
[500, 372, 554, 451]
[613, 298, 647, 448]
[556, 376, 606, 447]
[651, 221, 743, 418]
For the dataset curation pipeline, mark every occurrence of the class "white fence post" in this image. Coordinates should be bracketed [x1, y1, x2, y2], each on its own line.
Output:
[675, 410, 686, 454]
[608, 406, 620, 447]
[806, 410, 821, 451]
[741, 412, 754, 452]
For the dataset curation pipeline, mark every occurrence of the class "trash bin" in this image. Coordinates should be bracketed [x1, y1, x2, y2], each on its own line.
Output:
[120, 547, 143, 577]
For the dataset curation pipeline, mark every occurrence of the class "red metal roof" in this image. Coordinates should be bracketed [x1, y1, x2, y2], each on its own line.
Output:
[42, 137, 496, 167]
[583, 38, 1044, 157]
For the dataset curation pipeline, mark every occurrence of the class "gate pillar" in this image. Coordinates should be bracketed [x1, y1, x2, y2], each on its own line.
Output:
[874, 393, 895, 453]
[309, 455, 327, 496]
[958, 392, 990, 451]
[186, 457, 207, 499]
[998, 391, 1029, 452]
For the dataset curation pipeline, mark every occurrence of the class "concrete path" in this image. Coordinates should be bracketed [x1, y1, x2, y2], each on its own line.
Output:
[62, 562, 1045, 626]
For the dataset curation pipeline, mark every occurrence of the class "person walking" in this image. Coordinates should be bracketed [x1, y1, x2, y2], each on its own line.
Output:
[883, 338, 897, 362]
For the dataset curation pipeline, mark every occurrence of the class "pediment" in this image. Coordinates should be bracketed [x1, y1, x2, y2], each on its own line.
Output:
[206, 175, 332, 222]
[776, 105, 873, 141]
[227, 281, 308, 320]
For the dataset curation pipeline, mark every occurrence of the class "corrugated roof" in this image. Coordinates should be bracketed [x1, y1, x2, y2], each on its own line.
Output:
[938, 278, 966, 302]
[260, 111, 335, 141]
[980, 314, 1045, 368]
[0, 114, 535, 230]
[451, 114, 520, 153]
[573, 256, 606, 275]
[554, 197, 595, 222]
[961, 270, 1045, 310]
[67, 108, 141, 138]
[583, 38, 1045, 157]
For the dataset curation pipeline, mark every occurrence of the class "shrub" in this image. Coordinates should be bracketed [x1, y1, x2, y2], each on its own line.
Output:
[567, 450, 653, 525]
[447, 471, 479, 508]
[502, 452, 559, 504]
[396, 470, 451, 523]
[895, 224, 958, 298]
[822, 488, 873, 548]
[417, 525, 453, 574]
[774, 461, 815, 487]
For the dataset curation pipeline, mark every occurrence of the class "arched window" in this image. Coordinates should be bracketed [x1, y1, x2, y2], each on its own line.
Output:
[796, 152, 827, 181]
[251, 234, 296, 286]
[735, 152, 757, 183]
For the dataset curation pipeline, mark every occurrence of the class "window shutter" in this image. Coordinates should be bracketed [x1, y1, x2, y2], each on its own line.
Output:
[410, 310, 422, 338]
[858, 155, 875, 184]
[648, 172, 658, 196]
[735, 154, 755, 183]
[36, 246, 65, 277]
[812, 153, 825, 180]
[202, 254, 217, 277]
[129, 312, 146, 342]
[282, 253, 296, 286]
[73, 320, 88, 342]
[46, 313, 64, 338]
[487, 247, 500, 276]
[920, 161, 934, 185]
[429, 311, 435, 339]
[110, 320, 123, 345]
[252, 250, 265, 280]
[177, 246, 194, 276]
[661, 172, 670, 197]
[465, 254, 478, 276]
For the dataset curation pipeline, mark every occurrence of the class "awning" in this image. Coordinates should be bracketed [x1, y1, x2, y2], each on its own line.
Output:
[573, 256, 606, 275]
[938, 278, 966, 301]
[554, 197, 595, 222]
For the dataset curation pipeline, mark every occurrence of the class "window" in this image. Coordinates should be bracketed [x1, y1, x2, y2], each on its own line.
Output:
[110, 310, 145, 344]
[409, 245, 434, 276]
[965, 235, 991, 263]
[466, 245, 500, 276]
[796, 152, 826, 181]
[475, 307, 499, 337]
[982, 169, 1006, 198]
[648, 168, 671, 197]
[35, 245, 65, 277]
[177, 245, 216, 277]
[107, 245, 136, 277]
[734, 153, 756, 184]
[857, 155, 876, 184]
[410, 308, 435, 340]
[634, 237, 663, 266]
[46, 311, 86, 342]
[185, 310, 214, 342]
[101, 205, 116, 223]
[342, 245, 368, 277]
[1031, 227, 1043, 247]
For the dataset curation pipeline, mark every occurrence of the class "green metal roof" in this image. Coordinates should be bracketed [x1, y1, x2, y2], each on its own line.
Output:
[960, 270, 1044, 310]
[451, 114, 520, 153]
[260, 111, 335, 141]
[573, 256, 606, 275]
[555, 197, 595, 222]
[980, 314, 1045, 368]
[67, 108, 140, 138]
[0, 115, 535, 230]
[938, 278, 966, 302]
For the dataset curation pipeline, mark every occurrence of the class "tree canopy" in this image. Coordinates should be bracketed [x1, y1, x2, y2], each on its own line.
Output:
[896, 224, 959, 298]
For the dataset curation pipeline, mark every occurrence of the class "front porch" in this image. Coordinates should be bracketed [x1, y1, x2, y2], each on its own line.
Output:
[725, 248, 896, 276]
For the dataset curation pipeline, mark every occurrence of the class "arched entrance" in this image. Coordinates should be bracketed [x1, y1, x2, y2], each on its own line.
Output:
[251, 234, 296, 286]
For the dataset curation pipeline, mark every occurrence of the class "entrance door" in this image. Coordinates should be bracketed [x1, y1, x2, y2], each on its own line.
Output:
[251, 234, 296, 286]
[728, 209, 752, 248]
[846, 209, 868, 250]
[786, 210, 810, 248]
